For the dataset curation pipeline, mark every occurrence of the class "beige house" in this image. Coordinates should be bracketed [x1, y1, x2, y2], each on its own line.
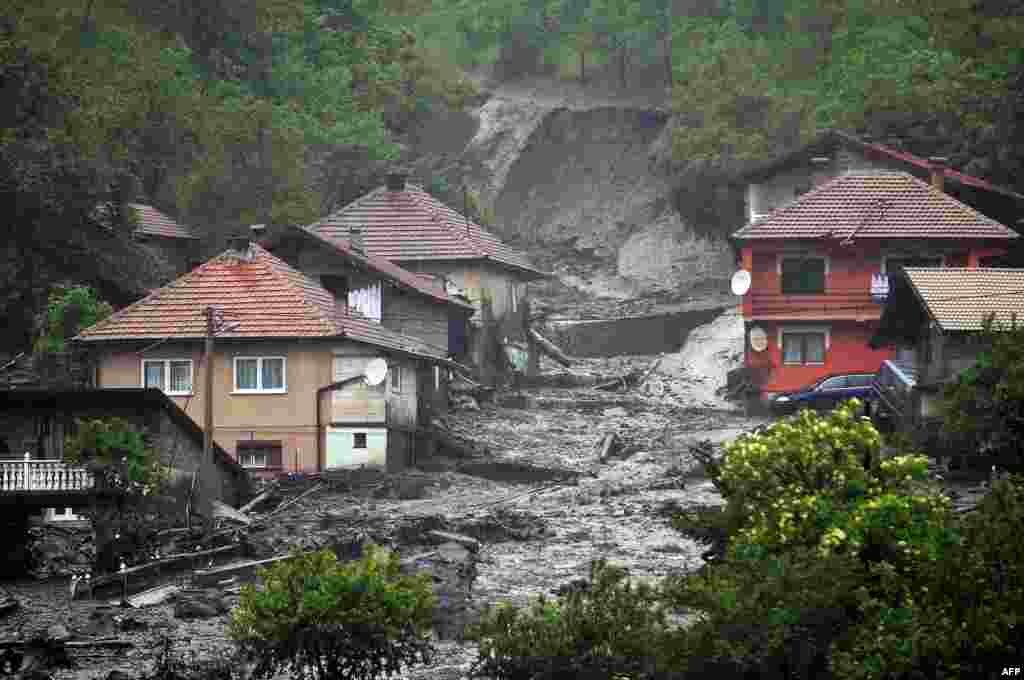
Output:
[308, 171, 548, 380]
[74, 240, 452, 477]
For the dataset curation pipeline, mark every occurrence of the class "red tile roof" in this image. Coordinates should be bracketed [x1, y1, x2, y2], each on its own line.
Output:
[903, 267, 1024, 331]
[308, 184, 546, 279]
[127, 203, 199, 240]
[265, 226, 472, 310]
[74, 243, 447, 360]
[733, 172, 1020, 241]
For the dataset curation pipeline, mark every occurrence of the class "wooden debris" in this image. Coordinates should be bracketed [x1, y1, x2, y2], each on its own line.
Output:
[126, 584, 180, 608]
[528, 328, 573, 367]
[212, 500, 251, 525]
[259, 483, 324, 521]
[192, 553, 303, 586]
[596, 432, 620, 463]
[427, 530, 481, 553]
[238, 489, 276, 514]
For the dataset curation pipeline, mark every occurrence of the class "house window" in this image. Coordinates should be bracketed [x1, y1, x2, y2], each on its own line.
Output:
[510, 284, 519, 313]
[353, 433, 367, 449]
[780, 257, 827, 295]
[233, 357, 286, 393]
[141, 359, 193, 395]
[390, 364, 402, 392]
[780, 328, 828, 365]
[237, 440, 282, 468]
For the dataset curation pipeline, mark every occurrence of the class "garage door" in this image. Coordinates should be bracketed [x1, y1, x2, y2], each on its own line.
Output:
[326, 428, 387, 469]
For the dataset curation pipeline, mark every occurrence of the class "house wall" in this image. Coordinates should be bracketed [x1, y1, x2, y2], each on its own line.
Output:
[395, 260, 528, 325]
[745, 320, 896, 394]
[381, 287, 450, 353]
[95, 339, 332, 476]
[0, 399, 249, 506]
[746, 151, 885, 222]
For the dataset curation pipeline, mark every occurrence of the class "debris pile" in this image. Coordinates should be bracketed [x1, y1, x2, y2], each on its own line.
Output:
[26, 519, 96, 580]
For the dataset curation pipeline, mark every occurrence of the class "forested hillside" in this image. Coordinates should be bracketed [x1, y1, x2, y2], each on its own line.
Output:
[3, 0, 1023, 351]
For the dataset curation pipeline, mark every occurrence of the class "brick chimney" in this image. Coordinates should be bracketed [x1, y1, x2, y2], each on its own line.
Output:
[928, 157, 948, 193]
[386, 170, 408, 191]
[349, 226, 365, 253]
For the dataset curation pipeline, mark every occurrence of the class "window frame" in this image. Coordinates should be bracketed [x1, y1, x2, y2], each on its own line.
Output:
[140, 358, 194, 396]
[237, 440, 282, 469]
[778, 326, 830, 367]
[232, 356, 287, 394]
[389, 363, 403, 393]
[777, 255, 829, 295]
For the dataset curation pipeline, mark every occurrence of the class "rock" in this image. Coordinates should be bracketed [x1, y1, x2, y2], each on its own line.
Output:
[46, 624, 71, 642]
[602, 406, 628, 417]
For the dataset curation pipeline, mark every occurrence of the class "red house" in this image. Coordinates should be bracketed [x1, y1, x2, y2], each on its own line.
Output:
[733, 170, 1018, 398]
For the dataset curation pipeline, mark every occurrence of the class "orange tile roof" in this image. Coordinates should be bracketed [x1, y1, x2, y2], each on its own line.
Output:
[74, 243, 447, 360]
[733, 172, 1020, 241]
[127, 203, 199, 240]
[309, 184, 546, 279]
[903, 267, 1024, 331]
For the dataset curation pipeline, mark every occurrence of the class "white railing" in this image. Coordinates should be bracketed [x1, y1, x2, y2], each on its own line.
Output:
[0, 453, 96, 492]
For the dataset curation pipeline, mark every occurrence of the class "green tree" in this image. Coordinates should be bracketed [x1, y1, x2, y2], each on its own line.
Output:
[229, 546, 435, 680]
[941, 318, 1024, 470]
[34, 285, 113, 355]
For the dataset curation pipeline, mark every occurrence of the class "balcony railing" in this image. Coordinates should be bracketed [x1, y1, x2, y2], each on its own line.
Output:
[747, 291, 878, 318]
[0, 453, 96, 492]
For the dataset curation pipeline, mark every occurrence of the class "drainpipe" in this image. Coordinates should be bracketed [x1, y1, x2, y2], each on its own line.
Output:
[315, 374, 371, 473]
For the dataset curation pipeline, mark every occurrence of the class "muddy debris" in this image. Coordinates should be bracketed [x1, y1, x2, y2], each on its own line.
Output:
[456, 508, 551, 543]
[457, 461, 579, 485]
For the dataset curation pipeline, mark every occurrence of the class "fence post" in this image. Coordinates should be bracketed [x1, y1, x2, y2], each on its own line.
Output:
[24, 452, 31, 491]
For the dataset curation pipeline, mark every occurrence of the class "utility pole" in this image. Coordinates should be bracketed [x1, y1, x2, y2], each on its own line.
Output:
[199, 305, 216, 522]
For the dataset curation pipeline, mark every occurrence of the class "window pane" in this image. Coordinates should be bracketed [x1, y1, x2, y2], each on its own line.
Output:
[169, 361, 192, 393]
[820, 376, 846, 389]
[236, 359, 258, 390]
[262, 358, 284, 390]
[782, 335, 803, 364]
[806, 334, 826, 363]
[144, 362, 164, 389]
[782, 258, 825, 294]
[353, 433, 367, 449]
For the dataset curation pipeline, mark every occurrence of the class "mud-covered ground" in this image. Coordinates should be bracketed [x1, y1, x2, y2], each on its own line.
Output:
[0, 331, 765, 680]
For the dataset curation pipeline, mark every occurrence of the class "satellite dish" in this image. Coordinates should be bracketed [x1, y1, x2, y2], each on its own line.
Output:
[731, 269, 752, 296]
[749, 326, 768, 352]
[362, 358, 388, 386]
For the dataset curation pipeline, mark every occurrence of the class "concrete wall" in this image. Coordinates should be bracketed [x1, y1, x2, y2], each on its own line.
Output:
[549, 306, 726, 357]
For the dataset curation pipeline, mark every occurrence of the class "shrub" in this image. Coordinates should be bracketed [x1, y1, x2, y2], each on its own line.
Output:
[34, 284, 112, 355]
[470, 560, 673, 680]
[229, 546, 435, 680]
[942, 320, 1024, 471]
[63, 417, 168, 496]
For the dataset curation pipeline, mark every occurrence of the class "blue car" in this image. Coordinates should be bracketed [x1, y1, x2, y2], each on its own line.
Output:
[770, 373, 878, 415]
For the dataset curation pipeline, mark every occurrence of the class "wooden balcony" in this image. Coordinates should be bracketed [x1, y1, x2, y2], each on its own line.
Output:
[0, 454, 96, 493]
[746, 291, 881, 321]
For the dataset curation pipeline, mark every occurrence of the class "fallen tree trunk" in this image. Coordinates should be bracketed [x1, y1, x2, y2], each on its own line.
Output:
[528, 328, 572, 367]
